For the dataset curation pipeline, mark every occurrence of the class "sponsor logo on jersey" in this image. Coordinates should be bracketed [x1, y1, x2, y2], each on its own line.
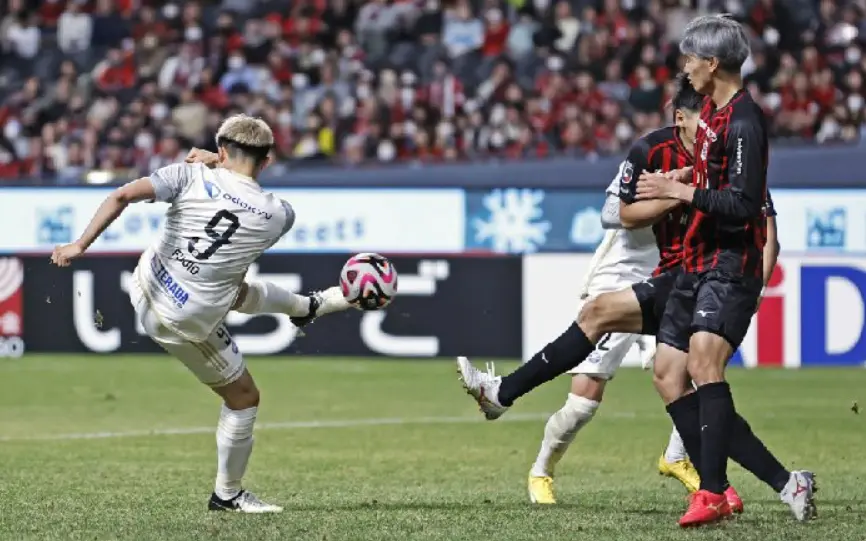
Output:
[150, 256, 190, 308]
[620, 161, 634, 184]
[170, 248, 201, 275]
[204, 181, 222, 199]
[204, 181, 273, 220]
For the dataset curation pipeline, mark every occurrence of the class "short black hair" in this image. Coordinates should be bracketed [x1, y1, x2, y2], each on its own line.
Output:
[671, 73, 704, 114]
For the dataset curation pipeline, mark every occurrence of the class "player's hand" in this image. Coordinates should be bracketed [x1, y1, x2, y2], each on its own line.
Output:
[51, 242, 85, 267]
[636, 171, 683, 200]
[185, 148, 219, 168]
[668, 166, 693, 184]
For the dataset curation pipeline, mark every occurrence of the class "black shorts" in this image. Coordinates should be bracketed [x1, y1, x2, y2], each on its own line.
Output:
[631, 269, 680, 336]
[657, 270, 762, 352]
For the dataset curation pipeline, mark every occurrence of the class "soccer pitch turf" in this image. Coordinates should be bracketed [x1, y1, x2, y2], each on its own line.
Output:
[1, 356, 864, 541]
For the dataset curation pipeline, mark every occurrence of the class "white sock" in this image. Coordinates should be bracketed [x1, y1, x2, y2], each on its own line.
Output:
[214, 404, 257, 501]
[664, 426, 688, 463]
[236, 281, 310, 316]
[530, 394, 599, 478]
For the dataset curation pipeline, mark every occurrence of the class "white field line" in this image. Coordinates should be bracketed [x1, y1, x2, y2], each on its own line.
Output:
[0, 411, 638, 443]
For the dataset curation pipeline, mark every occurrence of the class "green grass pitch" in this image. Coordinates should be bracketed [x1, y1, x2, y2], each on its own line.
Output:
[1, 355, 864, 541]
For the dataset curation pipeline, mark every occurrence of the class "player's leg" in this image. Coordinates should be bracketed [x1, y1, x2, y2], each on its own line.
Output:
[527, 332, 636, 504]
[457, 287, 644, 420]
[150, 320, 282, 513]
[688, 276, 815, 521]
[234, 281, 350, 325]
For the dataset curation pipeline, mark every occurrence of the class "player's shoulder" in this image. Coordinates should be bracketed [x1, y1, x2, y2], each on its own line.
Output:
[637, 126, 677, 149]
[729, 90, 766, 126]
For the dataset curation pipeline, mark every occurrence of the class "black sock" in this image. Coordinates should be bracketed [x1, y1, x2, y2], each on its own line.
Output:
[697, 382, 735, 494]
[665, 392, 703, 472]
[728, 413, 791, 493]
[497, 323, 594, 407]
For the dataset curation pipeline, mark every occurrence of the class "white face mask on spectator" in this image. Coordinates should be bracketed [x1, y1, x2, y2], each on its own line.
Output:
[185, 27, 203, 42]
[404, 121, 417, 136]
[615, 121, 633, 142]
[438, 122, 454, 138]
[490, 130, 505, 148]
[310, 49, 326, 66]
[377, 140, 396, 162]
[490, 104, 506, 125]
[763, 27, 780, 47]
[357, 84, 372, 99]
[278, 111, 293, 126]
[340, 97, 356, 117]
[228, 56, 246, 70]
[546, 56, 564, 72]
[4, 119, 20, 140]
[163, 3, 179, 19]
[135, 132, 154, 150]
[846, 46, 862, 65]
[292, 73, 310, 90]
[151, 103, 169, 121]
[848, 94, 864, 112]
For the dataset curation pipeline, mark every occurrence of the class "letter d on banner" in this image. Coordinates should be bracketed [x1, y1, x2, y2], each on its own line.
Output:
[801, 265, 866, 365]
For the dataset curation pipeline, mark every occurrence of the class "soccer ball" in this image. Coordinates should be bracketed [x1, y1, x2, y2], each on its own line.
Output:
[340, 253, 398, 310]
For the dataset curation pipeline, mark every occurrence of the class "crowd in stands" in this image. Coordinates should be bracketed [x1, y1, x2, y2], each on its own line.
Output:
[0, 0, 864, 182]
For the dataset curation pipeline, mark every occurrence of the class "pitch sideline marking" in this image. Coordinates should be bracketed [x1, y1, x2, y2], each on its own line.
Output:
[0, 411, 638, 442]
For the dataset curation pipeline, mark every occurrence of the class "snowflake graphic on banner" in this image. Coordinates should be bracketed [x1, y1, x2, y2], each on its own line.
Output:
[472, 189, 552, 253]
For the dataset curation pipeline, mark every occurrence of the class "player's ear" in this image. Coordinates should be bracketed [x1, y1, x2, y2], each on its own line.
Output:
[707, 56, 719, 74]
[674, 109, 684, 127]
[217, 146, 228, 164]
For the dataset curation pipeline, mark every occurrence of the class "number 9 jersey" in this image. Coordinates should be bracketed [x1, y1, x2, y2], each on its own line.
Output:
[133, 162, 295, 342]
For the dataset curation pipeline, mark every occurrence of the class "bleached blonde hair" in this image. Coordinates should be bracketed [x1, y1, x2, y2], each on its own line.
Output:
[215, 114, 274, 148]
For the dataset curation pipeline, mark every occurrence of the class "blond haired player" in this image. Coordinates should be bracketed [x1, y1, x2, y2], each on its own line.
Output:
[526, 172, 699, 505]
[51, 115, 349, 513]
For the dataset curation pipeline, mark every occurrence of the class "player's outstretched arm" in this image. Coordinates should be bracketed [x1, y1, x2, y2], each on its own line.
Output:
[619, 197, 682, 229]
[51, 177, 157, 267]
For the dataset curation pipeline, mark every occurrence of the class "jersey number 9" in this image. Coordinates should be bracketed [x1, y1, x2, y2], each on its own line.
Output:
[188, 210, 240, 260]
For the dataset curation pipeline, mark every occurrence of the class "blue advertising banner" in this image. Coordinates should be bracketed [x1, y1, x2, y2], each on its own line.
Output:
[464, 189, 607, 253]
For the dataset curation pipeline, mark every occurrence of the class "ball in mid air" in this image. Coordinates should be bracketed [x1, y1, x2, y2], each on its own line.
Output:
[340, 253, 398, 310]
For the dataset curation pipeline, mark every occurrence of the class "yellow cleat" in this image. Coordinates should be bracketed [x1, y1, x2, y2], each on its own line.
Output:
[658, 455, 701, 494]
[528, 475, 557, 504]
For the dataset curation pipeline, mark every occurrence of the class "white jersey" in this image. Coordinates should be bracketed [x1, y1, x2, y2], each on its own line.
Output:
[134, 162, 294, 341]
[579, 174, 659, 298]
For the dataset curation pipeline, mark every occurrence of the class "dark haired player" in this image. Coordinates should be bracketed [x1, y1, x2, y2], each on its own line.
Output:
[634, 15, 816, 527]
[526, 73, 704, 505]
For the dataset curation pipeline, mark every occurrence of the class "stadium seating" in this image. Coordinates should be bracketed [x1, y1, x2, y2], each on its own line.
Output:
[0, 0, 862, 182]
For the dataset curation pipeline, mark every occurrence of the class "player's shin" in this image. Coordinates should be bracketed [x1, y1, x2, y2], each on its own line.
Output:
[665, 393, 703, 471]
[497, 323, 595, 407]
[215, 404, 257, 500]
[696, 382, 735, 494]
[664, 427, 688, 463]
[531, 393, 599, 478]
[235, 280, 311, 316]
[728, 413, 790, 492]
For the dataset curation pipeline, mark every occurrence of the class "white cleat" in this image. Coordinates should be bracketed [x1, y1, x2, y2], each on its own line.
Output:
[780, 470, 817, 521]
[208, 490, 284, 513]
[456, 357, 509, 420]
[290, 286, 352, 328]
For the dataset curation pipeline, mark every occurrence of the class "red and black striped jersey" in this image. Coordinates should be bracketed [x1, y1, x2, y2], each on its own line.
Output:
[618, 126, 693, 275]
[685, 89, 769, 277]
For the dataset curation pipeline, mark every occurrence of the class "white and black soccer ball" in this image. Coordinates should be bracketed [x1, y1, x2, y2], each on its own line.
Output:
[340, 253, 398, 310]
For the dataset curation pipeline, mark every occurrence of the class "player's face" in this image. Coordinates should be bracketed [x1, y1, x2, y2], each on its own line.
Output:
[682, 55, 713, 94]
[675, 109, 699, 146]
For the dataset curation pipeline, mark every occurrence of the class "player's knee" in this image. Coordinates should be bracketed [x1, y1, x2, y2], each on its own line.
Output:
[577, 297, 613, 340]
[570, 375, 607, 403]
[217, 371, 260, 410]
[687, 332, 729, 384]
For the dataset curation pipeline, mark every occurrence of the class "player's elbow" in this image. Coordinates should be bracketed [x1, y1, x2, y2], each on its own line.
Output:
[109, 187, 135, 206]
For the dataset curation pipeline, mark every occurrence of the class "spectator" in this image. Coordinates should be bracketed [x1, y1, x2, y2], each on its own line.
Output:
[554, 1, 580, 54]
[91, 0, 130, 49]
[159, 41, 205, 93]
[443, 3, 484, 74]
[172, 89, 208, 143]
[5, 12, 41, 63]
[92, 47, 137, 93]
[57, 1, 92, 56]
[220, 52, 260, 93]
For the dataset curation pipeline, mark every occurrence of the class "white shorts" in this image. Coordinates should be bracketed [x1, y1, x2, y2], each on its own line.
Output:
[569, 297, 642, 380]
[128, 274, 245, 387]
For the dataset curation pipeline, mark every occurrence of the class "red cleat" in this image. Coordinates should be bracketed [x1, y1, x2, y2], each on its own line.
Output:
[725, 486, 744, 514]
[678, 490, 731, 528]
